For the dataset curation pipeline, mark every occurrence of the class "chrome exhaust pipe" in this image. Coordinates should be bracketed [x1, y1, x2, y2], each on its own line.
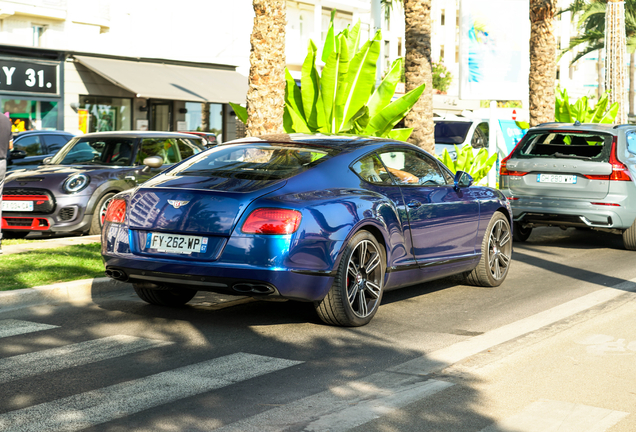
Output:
[105, 268, 128, 282]
[233, 283, 275, 295]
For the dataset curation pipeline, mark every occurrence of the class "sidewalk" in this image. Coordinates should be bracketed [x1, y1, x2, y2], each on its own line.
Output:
[1, 234, 102, 255]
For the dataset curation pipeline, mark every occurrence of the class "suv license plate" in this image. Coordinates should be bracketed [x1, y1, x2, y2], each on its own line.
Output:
[1, 201, 34, 211]
[145, 233, 208, 254]
[537, 174, 577, 184]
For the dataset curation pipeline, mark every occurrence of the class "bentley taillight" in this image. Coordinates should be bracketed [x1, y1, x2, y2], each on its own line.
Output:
[242, 208, 302, 234]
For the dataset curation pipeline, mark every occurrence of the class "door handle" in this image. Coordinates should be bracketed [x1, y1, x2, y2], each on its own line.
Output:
[407, 200, 422, 209]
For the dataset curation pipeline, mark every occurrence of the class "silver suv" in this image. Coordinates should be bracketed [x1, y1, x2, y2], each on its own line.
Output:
[500, 122, 636, 250]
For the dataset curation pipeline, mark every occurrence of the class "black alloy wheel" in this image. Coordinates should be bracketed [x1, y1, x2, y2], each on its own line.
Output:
[315, 231, 385, 326]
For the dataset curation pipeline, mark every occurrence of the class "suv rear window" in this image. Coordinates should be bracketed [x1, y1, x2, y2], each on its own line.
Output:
[171, 143, 339, 180]
[513, 131, 612, 162]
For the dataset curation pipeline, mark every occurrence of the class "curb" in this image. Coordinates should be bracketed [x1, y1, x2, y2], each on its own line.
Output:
[0, 277, 133, 312]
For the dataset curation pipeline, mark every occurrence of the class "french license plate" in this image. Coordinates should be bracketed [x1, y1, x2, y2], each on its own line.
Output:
[1, 201, 34, 212]
[537, 174, 577, 184]
[145, 232, 208, 255]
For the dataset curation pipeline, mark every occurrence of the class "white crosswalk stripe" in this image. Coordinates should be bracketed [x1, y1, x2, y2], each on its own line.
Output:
[0, 335, 172, 384]
[214, 372, 453, 432]
[0, 352, 303, 432]
[0, 319, 58, 339]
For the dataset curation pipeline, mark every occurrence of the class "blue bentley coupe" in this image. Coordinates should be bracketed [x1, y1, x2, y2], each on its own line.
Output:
[101, 134, 513, 326]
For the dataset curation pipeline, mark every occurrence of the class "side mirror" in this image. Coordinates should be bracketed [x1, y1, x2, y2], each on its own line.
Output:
[454, 170, 474, 190]
[9, 149, 27, 160]
[142, 155, 164, 172]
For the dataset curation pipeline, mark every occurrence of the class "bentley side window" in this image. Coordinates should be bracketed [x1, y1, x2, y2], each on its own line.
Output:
[378, 149, 447, 186]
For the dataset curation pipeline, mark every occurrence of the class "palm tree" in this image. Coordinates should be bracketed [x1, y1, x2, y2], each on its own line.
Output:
[245, 0, 287, 136]
[606, 0, 628, 123]
[559, 0, 636, 116]
[529, 0, 558, 127]
[403, 0, 434, 153]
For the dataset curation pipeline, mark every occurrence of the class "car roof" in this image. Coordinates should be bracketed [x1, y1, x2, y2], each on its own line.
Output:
[15, 130, 74, 136]
[74, 131, 204, 139]
[224, 133, 397, 149]
[530, 123, 623, 134]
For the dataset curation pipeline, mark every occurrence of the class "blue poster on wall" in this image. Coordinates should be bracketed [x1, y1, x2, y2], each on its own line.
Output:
[498, 120, 527, 156]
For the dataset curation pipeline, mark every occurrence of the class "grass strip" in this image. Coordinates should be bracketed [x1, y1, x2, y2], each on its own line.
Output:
[0, 243, 105, 291]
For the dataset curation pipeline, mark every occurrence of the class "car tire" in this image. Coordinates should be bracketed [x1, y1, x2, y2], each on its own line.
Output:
[464, 212, 512, 287]
[314, 231, 385, 327]
[89, 192, 116, 235]
[512, 222, 532, 242]
[623, 220, 636, 250]
[133, 284, 197, 307]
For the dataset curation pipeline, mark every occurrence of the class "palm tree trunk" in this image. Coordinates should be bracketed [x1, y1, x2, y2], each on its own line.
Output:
[629, 51, 635, 117]
[606, 0, 627, 124]
[598, 51, 604, 99]
[403, 0, 434, 153]
[246, 0, 287, 136]
[529, 0, 557, 127]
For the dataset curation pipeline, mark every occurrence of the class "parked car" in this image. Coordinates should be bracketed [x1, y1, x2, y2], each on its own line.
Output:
[7, 130, 74, 171]
[434, 117, 490, 159]
[500, 122, 636, 249]
[1, 131, 205, 238]
[101, 133, 513, 326]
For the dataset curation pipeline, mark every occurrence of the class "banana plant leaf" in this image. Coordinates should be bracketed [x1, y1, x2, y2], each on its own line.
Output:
[387, 128, 413, 141]
[283, 69, 311, 133]
[321, 34, 350, 132]
[364, 83, 425, 137]
[345, 20, 361, 56]
[338, 32, 381, 132]
[367, 58, 403, 120]
[229, 102, 247, 124]
[599, 102, 620, 124]
[321, 10, 337, 63]
[301, 40, 325, 131]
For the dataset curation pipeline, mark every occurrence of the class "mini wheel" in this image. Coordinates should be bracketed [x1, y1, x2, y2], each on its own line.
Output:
[512, 222, 532, 242]
[89, 192, 116, 235]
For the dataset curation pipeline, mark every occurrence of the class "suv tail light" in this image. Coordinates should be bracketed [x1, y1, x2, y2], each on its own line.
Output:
[584, 137, 632, 181]
[104, 199, 127, 223]
[500, 155, 528, 176]
[242, 208, 302, 235]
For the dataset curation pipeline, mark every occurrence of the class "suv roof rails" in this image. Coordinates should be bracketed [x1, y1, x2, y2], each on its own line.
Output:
[535, 122, 562, 127]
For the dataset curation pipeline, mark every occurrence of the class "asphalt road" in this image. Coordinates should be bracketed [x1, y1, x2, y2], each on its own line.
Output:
[1, 227, 635, 431]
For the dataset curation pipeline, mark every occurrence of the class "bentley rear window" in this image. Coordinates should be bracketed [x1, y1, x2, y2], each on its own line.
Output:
[513, 132, 612, 162]
[172, 143, 339, 180]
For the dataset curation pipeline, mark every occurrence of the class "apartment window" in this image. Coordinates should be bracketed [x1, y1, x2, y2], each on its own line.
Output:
[440, 45, 445, 62]
[456, 9, 460, 27]
[441, 9, 446, 26]
[455, 45, 460, 63]
[556, 66, 561, 80]
[385, 40, 391, 70]
[32, 25, 46, 47]
[398, 37, 403, 57]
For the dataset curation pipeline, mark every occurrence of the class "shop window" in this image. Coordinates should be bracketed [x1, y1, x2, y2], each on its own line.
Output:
[184, 102, 223, 139]
[79, 96, 132, 133]
[1, 99, 59, 132]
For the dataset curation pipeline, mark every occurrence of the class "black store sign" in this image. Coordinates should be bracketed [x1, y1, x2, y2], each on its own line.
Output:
[0, 59, 58, 95]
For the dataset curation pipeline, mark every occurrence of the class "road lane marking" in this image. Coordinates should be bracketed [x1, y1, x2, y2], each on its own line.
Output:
[214, 373, 453, 432]
[0, 319, 58, 339]
[390, 283, 636, 376]
[0, 335, 172, 384]
[479, 399, 629, 432]
[0, 352, 302, 432]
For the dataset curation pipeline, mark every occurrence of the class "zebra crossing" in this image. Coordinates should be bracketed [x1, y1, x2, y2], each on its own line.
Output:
[0, 317, 630, 432]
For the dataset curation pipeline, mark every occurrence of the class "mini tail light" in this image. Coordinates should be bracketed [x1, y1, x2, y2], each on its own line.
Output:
[104, 199, 127, 223]
[591, 202, 621, 207]
[242, 208, 302, 235]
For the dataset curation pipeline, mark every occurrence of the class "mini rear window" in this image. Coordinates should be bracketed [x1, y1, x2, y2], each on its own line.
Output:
[513, 132, 612, 162]
[170, 143, 340, 180]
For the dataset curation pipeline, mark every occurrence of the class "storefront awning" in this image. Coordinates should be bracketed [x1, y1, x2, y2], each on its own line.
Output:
[73, 55, 247, 104]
